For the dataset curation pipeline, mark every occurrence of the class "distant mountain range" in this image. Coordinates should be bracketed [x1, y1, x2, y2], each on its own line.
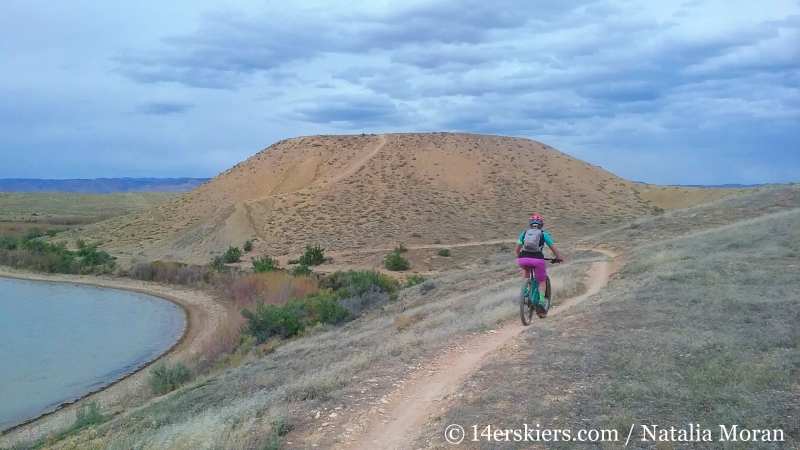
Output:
[0, 178, 212, 193]
[633, 182, 775, 188]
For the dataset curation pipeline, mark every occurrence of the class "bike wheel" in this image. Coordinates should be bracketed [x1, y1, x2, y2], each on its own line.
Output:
[536, 276, 552, 319]
[519, 279, 533, 326]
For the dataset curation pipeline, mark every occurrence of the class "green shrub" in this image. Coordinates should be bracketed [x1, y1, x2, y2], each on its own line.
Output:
[223, 246, 242, 263]
[252, 255, 279, 272]
[404, 273, 426, 288]
[242, 302, 304, 342]
[45, 229, 59, 237]
[0, 236, 17, 250]
[322, 270, 399, 299]
[74, 401, 104, 429]
[243, 240, 253, 252]
[148, 362, 193, 396]
[210, 255, 225, 271]
[290, 264, 311, 276]
[384, 251, 410, 271]
[437, 248, 451, 257]
[298, 244, 325, 266]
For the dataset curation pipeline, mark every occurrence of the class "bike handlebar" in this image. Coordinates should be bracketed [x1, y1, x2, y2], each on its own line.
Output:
[547, 258, 564, 264]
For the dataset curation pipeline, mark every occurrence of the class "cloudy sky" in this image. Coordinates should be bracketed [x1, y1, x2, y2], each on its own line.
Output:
[1, 0, 798, 184]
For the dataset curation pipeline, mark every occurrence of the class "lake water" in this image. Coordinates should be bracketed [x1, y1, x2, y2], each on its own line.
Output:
[0, 277, 185, 431]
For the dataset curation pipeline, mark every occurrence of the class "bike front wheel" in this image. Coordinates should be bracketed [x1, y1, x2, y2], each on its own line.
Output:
[520, 278, 534, 326]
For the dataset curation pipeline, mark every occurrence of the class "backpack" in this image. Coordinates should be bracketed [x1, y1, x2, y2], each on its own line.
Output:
[522, 229, 544, 252]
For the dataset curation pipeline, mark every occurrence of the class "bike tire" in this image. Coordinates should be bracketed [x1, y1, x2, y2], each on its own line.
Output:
[536, 276, 552, 319]
[520, 279, 534, 326]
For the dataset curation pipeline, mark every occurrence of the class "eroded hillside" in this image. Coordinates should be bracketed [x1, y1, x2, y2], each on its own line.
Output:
[71, 133, 744, 264]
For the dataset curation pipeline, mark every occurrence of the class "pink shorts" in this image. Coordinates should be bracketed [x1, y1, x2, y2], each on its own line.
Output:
[518, 257, 547, 283]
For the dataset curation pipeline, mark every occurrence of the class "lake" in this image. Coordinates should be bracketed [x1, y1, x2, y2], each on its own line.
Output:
[0, 277, 185, 431]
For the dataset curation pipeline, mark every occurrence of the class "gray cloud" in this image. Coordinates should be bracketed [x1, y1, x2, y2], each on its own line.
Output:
[135, 102, 194, 115]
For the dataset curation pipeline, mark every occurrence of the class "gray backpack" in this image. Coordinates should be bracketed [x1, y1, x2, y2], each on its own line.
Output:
[522, 229, 544, 252]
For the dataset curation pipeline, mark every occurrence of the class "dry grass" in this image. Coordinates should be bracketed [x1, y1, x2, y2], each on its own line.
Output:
[0, 192, 175, 222]
[22, 248, 596, 449]
[416, 190, 800, 449]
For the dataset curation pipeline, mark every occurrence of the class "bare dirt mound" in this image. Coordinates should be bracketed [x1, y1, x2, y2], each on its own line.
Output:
[71, 133, 742, 264]
[333, 250, 615, 450]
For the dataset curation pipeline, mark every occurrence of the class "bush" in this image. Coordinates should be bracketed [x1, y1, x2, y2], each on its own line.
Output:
[223, 246, 242, 264]
[290, 264, 311, 276]
[384, 251, 410, 271]
[210, 255, 225, 271]
[149, 362, 193, 396]
[338, 287, 391, 317]
[241, 292, 349, 343]
[298, 244, 325, 266]
[252, 255, 279, 273]
[74, 401, 104, 429]
[404, 273, 426, 288]
[322, 270, 399, 299]
[243, 240, 253, 252]
[419, 280, 436, 295]
[437, 248, 451, 257]
[242, 302, 304, 342]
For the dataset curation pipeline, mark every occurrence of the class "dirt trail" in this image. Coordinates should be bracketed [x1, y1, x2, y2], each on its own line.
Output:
[315, 134, 388, 187]
[340, 249, 615, 450]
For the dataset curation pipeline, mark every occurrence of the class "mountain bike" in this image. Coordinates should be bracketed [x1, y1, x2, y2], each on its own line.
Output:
[520, 258, 561, 325]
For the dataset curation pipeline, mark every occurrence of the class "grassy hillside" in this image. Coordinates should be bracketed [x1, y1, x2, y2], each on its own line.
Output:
[416, 185, 800, 449]
[10, 187, 796, 449]
[68, 133, 745, 265]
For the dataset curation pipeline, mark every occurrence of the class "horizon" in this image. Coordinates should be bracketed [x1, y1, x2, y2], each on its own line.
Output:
[1, 1, 798, 185]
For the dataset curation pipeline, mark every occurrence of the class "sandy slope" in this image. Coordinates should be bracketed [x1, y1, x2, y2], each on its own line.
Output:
[333, 249, 615, 450]
[0, 268, 230, 447]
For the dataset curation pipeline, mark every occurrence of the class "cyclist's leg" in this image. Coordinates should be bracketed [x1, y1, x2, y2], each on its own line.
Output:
[530, 259, 548, 306]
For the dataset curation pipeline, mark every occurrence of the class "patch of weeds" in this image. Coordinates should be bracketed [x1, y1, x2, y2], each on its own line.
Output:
[437, 248, 451, 257]
[243, 240, 253, 252]
[290, 264, 311, 276]
[222, 246, 242, 263]
[395, 315, 412, 330]
[419, 280, 436, 295]
[252, 255, 279, 272]
[74, 401, 104, 429]
[149, 362, 193, 396]
[404, 273, 426, 288]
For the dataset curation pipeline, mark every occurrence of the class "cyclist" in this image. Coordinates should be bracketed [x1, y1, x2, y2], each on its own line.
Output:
[516, 215, 563, 310]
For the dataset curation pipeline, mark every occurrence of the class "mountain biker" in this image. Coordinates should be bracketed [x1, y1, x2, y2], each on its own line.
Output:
[516, 215, 563, 309]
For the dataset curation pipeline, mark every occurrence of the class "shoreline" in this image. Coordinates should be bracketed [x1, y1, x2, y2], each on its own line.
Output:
[0, 267, 229, 447]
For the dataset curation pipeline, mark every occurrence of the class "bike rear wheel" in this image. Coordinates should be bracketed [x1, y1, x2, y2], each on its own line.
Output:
[520, 278, 534, 326]
[535, 276, 552, 319]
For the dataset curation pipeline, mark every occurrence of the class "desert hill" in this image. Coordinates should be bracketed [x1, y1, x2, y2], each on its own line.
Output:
[71, 133, 744, 264]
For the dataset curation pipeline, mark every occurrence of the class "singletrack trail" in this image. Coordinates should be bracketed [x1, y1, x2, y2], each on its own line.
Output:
[338, 249, 615, 450]
[315, 134, 388, 187]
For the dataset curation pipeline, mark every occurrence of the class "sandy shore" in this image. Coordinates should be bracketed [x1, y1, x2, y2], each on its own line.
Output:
[0, 266, 229, 447]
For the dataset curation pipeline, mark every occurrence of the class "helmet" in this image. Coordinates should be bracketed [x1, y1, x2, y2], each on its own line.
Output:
[529, 215, 544, 228]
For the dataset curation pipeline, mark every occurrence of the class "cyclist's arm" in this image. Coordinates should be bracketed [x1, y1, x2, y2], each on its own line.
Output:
[515, 232, 525, 258]
[548, 243, 562, 260]
[542, 232, 562, 260]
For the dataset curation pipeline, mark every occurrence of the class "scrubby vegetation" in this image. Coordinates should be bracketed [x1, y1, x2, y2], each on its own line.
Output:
[252, 255, 278, 273]
[437, 248, 451, 257]
[148, 362, 194, 396]
[384, 249, 410, 271]
[298, 244, 325, 266]
[404, 273, 426, 288]
[243, 240, 253, 252]
[0, 227, 115, 274]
